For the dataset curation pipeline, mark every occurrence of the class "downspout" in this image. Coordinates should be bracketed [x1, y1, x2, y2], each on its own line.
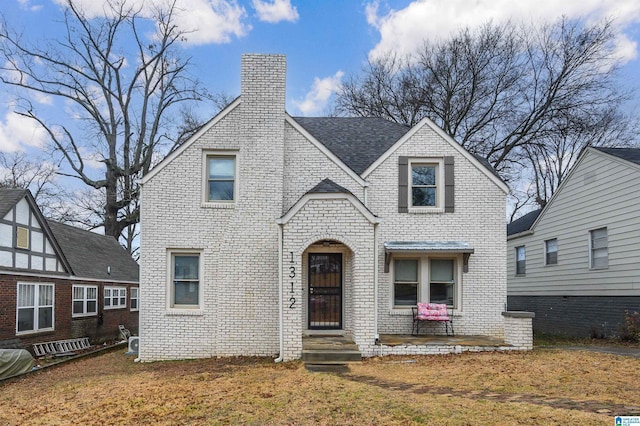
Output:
[274, 223, 284, 363]
[374, 222, 379, 344]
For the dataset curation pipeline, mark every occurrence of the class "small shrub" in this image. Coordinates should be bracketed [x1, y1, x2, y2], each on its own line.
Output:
[618, 310, 640, 342]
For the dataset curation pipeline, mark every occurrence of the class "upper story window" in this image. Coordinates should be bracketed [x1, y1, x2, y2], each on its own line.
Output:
[17, 282, 54, 334]
[72, 285, 98, 317]
[411, 163, 439, 207]
[589, 227, 608, 269]
[16, 226, 29, 250]
[398, 156, 454, 214]
[104, 287, 127, 309]
[170, 252, 201, 309]
[515, 246, 526, 275]
[207, 155, 236, 202]
[545, 239, 558, 265]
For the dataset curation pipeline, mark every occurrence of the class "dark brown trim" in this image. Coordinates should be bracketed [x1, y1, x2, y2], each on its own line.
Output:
[398, 156, 408, 213]
[444, 156, 455, 213]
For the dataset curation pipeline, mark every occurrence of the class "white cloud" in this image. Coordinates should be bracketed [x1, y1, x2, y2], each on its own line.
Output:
[0, 112, 48, 152]
[252, 0, 299, 23]
[32, 92, 53, 105]
[77, 146, 105, 170]
[366, 0, 640, 64]
[53, 0, 250, 45]
[293, 71, 344, 116]
[18, 0, 43, 12]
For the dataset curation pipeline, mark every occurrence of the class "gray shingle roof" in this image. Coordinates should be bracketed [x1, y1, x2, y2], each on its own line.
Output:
[0, 188, 28, 220]
[593, 147, 640, 165]
[47, 221, 139, 282]
[306, 178, 352, 195]
[507, 209, 542, 236]
[293, 117, 411, 175]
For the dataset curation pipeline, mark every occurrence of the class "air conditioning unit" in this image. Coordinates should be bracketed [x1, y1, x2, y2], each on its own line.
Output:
[127, 336, 140, 354]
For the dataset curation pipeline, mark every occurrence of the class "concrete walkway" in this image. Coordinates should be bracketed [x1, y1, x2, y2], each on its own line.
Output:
[543, 345, 640, 358]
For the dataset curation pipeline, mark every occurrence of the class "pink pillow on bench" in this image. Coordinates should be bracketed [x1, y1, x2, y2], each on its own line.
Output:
[416, 302, 450, 321]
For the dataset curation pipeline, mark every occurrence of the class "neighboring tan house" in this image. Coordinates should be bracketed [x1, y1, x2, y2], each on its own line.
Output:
[507, 147, 640, 338]
[0, 189, 139, 351]
[139, 54, 532, 362]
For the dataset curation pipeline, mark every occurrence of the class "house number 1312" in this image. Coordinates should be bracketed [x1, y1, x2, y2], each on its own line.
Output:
[289, 251, 296, 309]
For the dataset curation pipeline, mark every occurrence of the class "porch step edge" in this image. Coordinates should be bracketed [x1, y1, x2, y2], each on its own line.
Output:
[302, 349, 362, 363]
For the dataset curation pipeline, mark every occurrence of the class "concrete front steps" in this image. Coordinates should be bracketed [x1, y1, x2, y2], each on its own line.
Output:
[302, 336, 361, 372]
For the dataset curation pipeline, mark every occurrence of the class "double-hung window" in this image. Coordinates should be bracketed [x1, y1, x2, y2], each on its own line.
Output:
[130, 287, 139, 311]
[393, 259, 419, 307]
[393, 258, 458, 309]
[411, 163, 438, 207]
[590, 227, 608, 269]
[545, 239, 558, 265]
[17, 282, 54, 334]
[430, 259, 455, 306]
[104, 287, 127, 309]
[206, 155, 236, 202]
[72, 285, 98, 317]
[171, 253, 201, 308]
[515, 246, 526, 275]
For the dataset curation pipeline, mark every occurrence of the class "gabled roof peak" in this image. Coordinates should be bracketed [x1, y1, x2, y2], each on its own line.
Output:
[306, 178, 352, 195]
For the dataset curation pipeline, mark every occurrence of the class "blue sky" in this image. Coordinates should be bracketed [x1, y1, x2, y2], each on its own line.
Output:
[1, 0, 640, 175]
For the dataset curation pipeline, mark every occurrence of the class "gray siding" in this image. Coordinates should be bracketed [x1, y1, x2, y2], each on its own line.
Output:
[508, 149, 640, 296]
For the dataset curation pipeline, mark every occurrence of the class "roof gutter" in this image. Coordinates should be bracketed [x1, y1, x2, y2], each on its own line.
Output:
[507, 230, 534, 241]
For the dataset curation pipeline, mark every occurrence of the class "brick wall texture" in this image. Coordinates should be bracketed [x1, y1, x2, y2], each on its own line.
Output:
[139, 54, 518, 361]
[0, 273, 138, 353]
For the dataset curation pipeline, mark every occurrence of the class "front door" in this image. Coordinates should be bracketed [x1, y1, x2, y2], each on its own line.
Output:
[308, 253, 342, 329]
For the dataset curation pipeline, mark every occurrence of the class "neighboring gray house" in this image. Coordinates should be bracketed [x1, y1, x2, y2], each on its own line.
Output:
[0, 189, 139, 351]
[139, 54, 531, 362]
[507, 147, 640, 337]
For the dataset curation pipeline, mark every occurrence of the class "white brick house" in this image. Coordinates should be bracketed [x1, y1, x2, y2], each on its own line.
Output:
[139, 54, 526, 362]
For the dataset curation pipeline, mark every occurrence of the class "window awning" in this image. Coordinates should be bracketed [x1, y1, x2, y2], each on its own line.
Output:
[383, 241, 474, 273]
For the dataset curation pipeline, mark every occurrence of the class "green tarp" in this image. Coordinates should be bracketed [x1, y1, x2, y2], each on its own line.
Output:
[0, 349, 34, 380]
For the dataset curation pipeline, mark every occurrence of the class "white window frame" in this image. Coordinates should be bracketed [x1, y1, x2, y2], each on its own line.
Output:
[202, 150, 238, 208]
[544, 239, 558, 266]
[391, 255, 461, 311]
[589, 227, 608, 270]
[408, 158, 445, 213]
[392, 258, 419, 308]
[130, 287, 139, 312]
[16, 282, 54, 335]
[104, 286, 127, 309]
[515, 246, 526, 276]
[167, 249, 204, 311]
[72, 284, 98, 317]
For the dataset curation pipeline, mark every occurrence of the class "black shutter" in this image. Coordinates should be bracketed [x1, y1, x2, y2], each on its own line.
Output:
[444, 156, 454, 213]
[398, 156, 408, 213]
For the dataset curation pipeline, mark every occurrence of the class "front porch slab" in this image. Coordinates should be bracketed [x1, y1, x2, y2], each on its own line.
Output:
[379, 334, 507, 347]
[366, 334, 525, 357]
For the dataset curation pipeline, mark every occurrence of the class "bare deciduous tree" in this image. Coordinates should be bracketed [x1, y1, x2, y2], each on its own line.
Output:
[0, 0, 208, 253]
[336, 18, 636, 216]
[0, 152, 80, 222]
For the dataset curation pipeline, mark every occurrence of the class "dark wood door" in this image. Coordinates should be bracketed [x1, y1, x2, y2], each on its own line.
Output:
[308, 253, 342, 329]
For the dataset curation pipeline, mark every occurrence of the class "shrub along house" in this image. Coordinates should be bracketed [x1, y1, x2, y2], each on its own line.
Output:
[139, 54, 533, 362]
[0, 189, 139, 351]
